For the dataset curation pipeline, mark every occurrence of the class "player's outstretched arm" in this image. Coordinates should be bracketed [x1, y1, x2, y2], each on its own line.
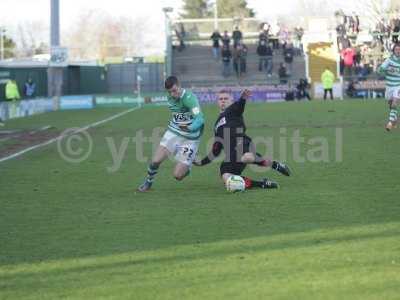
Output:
[231, 89, 252, 115]
[194, 140, 223, 166]
[240, 89, 252, 100]
[377, 58, 390, 74]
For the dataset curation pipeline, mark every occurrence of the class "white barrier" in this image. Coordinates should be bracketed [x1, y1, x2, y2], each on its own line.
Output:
[0, 98, 55, 121]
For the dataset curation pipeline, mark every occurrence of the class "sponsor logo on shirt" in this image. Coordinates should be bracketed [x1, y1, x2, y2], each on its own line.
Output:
[173, 112, 193, 125]
[215, 117, 226, 132]
[388, 64, 400, 75]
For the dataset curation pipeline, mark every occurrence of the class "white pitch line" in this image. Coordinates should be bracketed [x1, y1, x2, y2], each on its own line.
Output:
[0, 106, 140, 164]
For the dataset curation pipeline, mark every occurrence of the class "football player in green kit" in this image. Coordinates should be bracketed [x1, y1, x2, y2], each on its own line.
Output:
[138, 76, 204, 192]
[378, 43, 400, 131]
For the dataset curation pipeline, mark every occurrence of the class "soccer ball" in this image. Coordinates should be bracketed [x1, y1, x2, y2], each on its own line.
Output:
[226, 175, 246, 192]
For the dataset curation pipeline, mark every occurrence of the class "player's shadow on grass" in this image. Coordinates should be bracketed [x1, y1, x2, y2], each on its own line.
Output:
[1, 225, 399, 290]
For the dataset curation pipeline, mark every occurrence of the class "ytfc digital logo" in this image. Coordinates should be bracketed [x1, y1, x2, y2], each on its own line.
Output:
[57, 127, 343, 172]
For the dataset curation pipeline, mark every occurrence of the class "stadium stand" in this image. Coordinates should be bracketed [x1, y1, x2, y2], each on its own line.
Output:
[172, 44, 306, 88]
[170, 19, 307, 88]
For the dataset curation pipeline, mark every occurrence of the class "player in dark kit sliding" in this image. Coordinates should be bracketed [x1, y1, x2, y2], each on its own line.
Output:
[194, 89, 291, 190]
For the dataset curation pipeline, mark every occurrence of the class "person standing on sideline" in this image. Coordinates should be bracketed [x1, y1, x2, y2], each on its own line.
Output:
[5, 79, 20, 101]
[137, 76, 205, 192]
[321, 67, 335, 100]
[24, 78, 36, 98]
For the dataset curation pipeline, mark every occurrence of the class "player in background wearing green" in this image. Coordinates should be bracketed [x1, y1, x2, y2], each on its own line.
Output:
[378, 43, 400, 131]
[138, 76, 205, 192]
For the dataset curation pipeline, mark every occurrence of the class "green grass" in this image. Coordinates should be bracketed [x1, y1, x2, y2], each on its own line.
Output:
[0, 100, 399, 299]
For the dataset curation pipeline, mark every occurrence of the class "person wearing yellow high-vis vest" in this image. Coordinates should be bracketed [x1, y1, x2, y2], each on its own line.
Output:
[321, 67, 335, 100]
[5, 79, 21, 101]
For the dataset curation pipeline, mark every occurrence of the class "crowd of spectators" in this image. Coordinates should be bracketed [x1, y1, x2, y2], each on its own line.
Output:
[172, 21, 312, 100]
[335, 10, 400, 83]
[171, 20, 306, 82]
[333, 10, 400, 97]
[207, 23, 304, 80]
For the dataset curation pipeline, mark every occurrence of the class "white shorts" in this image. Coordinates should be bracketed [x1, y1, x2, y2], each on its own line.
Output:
[385, 86, 400, 100]
[160, 130, 200, 166]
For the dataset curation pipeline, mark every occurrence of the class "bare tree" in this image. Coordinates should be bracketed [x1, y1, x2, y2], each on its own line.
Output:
[65, 9, 153, 61]
[65, 9, 105, 60]
[15, 21, 48, 58]
[294, 0, 333, 17]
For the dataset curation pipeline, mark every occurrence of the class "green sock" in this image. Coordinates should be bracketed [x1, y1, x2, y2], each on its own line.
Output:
[389, 108, 398, 122]
[146, 163, 159, 182]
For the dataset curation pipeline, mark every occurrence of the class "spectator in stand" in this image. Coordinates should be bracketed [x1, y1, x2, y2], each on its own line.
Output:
[285, 84, 296, 101]
[263, 22, 271, 34]
[358, 63, 371, 81]
[278, 63, 288, 84]
[341, 45, 355, 78]
[392, 17, 400, 43]
[269, 21, 280, 49]
[259, 28, 269, 44]
[210, 30, 222, 59]
[376, 18, 387, 45]
[257, 40, 268, 72]
[278, 25, 289, 49]
[221, 45, 232, 77]
[296, 78, 311, 100]
[346, 80, 357, 98]
[233, 42, 248, 77]
[354, 13, 360, 34]
[338, 35, 351, 50]
[293, 26, 304, 55]
[222, 30, 231, 47]
[354, 46, 362, 66]
[5, 79, 20, 101]
[283, 43, 294, 75]
[321, 67, 335, 100]
[175, 23, 186, 52]
[265, 42, 274, 77]
[24, 78, 36, 98]
[232, 26, 243, 48]
[335, 10, 347, 29]
[348, 14, 356, 34]
[336, 23, 346, 39]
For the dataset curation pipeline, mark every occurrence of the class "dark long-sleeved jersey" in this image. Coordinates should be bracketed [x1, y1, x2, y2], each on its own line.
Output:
[200, 97, 248, 165]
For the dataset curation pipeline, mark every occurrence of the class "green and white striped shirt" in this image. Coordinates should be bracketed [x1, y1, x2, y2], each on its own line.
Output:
[166, 89, 204, 140]
[378, 55, 400, 87]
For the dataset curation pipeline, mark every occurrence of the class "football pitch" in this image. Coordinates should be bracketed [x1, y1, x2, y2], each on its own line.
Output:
[0, 99, 399, 299]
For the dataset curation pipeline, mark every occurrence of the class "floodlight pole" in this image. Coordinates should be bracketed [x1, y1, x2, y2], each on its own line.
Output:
[162, 7, 173, 78]
[214, 0, 218, 30]
[49, 0, 63, 100]
[0, 30, 3, 61]
[0, 27, 5, 61]
[50, 0, 60, 46]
